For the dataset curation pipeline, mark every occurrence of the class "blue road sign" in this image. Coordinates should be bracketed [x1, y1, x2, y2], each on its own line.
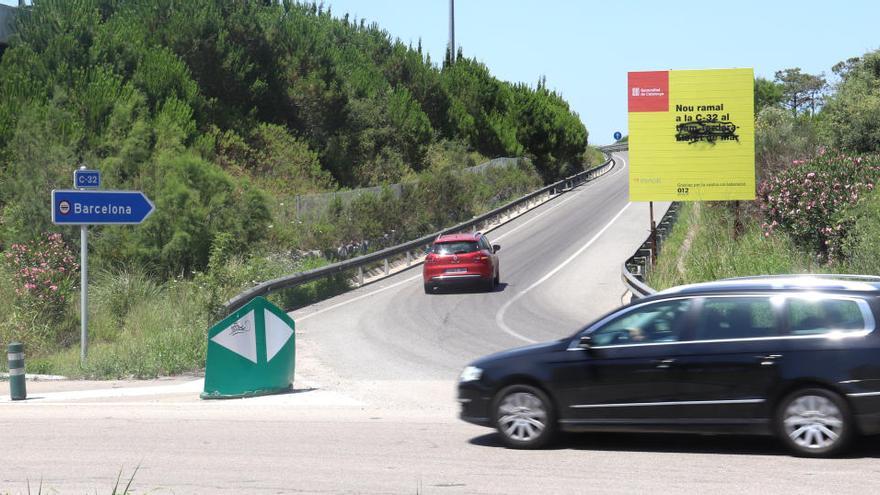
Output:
[73, 169, 101, 189]
[51, 190, 155, 225]
[613, 131, 622, 141]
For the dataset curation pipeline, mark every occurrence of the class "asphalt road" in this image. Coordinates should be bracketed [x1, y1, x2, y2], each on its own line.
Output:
[292, 151, 663, 384]
[5, 152, 878, 493]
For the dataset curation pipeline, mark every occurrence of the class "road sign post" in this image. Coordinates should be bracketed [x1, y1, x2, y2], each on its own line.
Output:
[80, 222, 88, 362]
[52, 173, 155, 364]
[614, 131, 622, 141]
[76, 167, 89, 363]
[202, 297, 296, 399]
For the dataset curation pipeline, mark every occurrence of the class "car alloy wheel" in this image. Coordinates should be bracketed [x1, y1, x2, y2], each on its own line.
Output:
[778, 388, 852, 457]
[493, 385, 555, 448]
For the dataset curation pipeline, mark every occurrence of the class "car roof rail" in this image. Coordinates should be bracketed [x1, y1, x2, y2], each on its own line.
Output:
[661, 274, 880, 295]
[723, 274, 880, 283]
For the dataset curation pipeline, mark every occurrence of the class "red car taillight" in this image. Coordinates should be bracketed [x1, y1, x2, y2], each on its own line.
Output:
[425, 253, 439, 264]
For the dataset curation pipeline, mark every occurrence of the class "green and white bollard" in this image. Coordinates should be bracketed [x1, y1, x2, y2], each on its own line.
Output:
[202, 297, 296, 399]
[7, 342, 26, 400]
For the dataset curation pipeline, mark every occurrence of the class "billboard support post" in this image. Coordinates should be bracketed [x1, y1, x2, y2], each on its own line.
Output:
[649, 201, 657, 265]
[733, 200, 743, 240]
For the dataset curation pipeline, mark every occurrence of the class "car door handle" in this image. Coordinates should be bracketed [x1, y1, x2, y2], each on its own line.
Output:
[755, 354, 782, 366]
[652, 358, 676, 369]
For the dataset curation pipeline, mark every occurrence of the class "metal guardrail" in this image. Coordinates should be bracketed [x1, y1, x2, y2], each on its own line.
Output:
[225, 156, 618, 312]
[598, 142, 628, 153]
[621, 202, 682, 300]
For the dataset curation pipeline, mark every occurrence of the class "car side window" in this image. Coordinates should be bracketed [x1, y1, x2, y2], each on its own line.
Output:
[787, 297, 869, 335]
[694, 297, 778, 340]
[479, 236, 491, 251]
[589, 299, 691, 346]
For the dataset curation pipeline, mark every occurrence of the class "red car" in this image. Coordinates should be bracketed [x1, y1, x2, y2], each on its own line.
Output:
[423, 232, 500, 293]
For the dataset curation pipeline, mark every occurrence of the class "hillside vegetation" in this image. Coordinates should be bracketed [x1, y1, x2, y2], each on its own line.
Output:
[651, 49, 880, 289]
[0, 0, 595, 377]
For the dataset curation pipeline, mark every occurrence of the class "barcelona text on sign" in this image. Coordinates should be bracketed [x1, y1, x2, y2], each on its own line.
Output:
[74, 203, 133, 215]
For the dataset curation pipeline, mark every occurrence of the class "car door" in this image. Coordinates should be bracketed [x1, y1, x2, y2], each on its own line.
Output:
[479, 235, 498, 274]
[672, 295, 785, 423]
[554, 298, 695, 423]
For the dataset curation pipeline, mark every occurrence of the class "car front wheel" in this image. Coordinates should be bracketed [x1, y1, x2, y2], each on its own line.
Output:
[776, 387, 853, 457]
[492, 384, 556, 449]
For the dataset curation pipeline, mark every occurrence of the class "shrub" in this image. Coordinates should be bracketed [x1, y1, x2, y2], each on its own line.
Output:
[755, 106, 819, 181]
[108, 151, 271, 277]
[3, 232, 79, 322]
[841, 189, 880, 275]
[758, 151, 880, 262]
[821, 49, 880, 153]
[91, 267, 163, 327]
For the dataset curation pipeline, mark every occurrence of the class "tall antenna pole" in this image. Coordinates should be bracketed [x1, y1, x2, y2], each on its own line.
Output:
[448, 0, 455, 64]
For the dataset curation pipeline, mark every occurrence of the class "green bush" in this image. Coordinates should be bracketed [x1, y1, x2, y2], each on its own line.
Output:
[104, 151, 272, 277]
[35, 278, 209, 378]
[841, 189, 880, 275]
[755, 106, 819, 180]
[758, 151, 880, 262]
[0, 262, 77, 362]
[91, 267, 162, 327]
[822, 49, 880, 153]
[3, 233, 79, 322]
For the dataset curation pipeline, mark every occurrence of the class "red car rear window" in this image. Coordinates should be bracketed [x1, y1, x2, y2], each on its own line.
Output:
[432, 241, 479, 255]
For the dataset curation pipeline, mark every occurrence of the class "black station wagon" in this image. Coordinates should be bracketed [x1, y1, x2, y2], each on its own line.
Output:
[458, 275, 880, 456]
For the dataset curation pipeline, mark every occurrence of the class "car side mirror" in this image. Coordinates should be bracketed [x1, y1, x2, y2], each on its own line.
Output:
[578, 335, 592, 349]
[492, 244, 501, 253]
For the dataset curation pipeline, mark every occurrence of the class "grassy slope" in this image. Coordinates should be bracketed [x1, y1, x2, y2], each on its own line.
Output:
[648, 202, 817, 291]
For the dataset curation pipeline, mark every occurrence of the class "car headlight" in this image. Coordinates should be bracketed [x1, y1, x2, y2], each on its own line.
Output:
[459, 365, 483, 382]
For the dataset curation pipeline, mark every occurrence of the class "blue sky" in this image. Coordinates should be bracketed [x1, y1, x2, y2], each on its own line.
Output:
[3, 1, 878, 144]
[323, 0, 880, 144]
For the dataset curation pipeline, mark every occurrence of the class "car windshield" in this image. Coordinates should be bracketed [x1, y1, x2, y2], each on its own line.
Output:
[433, 241, 479, 255]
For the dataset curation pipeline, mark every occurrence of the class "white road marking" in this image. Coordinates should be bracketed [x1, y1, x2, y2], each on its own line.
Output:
[0, 378, 364, 406]
[0, 379, 204, 402]
[486, 158, 625, 243]
[294, 155, 625, 323]
[495, 155, 630, 344]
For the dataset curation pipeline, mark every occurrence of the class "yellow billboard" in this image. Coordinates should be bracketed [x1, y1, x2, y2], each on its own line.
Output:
[628, 68, 755, 201]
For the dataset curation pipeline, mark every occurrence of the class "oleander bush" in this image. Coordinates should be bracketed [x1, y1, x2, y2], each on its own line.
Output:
[3, 233, 78, 322]
[758, 151, 880, 262]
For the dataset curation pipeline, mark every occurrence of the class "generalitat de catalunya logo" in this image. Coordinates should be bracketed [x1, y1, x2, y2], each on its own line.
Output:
[628, 71, 669, 112]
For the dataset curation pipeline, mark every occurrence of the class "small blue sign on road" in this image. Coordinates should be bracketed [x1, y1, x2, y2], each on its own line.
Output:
[51, 190, 155, 225]
[613, 131, 622, 141]
[73, 169, 101, 189]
